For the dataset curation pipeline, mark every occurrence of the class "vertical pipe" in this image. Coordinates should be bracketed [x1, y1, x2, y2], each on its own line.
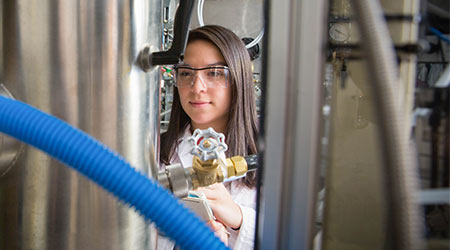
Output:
[257, 0, 327, 249]
[349, 0, 422, 249]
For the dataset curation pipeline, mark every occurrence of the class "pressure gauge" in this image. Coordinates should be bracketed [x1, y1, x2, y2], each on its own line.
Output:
[329, 23, 350, 42]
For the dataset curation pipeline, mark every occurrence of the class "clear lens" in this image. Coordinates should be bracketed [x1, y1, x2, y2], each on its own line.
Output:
[175, 66, 229, 88]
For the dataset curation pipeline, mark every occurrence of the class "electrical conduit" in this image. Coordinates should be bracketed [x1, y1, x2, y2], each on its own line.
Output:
[0, 95, 228, 250]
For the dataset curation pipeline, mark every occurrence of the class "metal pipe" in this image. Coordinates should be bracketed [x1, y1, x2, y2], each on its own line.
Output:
[349, 0, 423, 249]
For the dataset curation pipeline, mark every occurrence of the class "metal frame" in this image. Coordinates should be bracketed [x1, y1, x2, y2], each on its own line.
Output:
[257, 0, 328, 249]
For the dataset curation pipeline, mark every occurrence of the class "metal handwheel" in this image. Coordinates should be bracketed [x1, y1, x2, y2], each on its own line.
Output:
[188, 128, 228, 161]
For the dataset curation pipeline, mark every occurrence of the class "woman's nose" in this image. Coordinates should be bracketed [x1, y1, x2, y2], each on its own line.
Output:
[191, 75, 207, 92]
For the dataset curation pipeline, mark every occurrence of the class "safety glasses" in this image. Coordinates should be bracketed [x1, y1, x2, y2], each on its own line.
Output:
[174, 66, 230, 88]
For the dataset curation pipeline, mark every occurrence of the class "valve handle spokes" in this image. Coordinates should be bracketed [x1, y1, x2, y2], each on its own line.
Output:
[188, 128, 227, 161]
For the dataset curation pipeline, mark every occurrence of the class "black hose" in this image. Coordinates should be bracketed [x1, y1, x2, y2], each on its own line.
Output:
[245, 154, 259, 172]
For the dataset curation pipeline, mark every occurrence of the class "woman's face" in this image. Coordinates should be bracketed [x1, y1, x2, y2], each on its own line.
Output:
[177, 40, 232, 133]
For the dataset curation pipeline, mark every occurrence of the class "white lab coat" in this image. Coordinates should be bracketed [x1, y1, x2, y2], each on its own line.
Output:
[157, 127, 256, 250]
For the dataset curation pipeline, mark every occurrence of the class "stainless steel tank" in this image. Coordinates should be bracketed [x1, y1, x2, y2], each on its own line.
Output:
[0, 0, 162, 249]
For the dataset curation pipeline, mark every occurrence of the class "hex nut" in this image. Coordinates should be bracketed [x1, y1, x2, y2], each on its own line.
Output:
[226, 158, 236, 177]
[231, 156, 247, 176]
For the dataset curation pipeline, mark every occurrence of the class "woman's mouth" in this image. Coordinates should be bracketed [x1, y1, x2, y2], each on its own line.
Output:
[189, 101, 211, 108]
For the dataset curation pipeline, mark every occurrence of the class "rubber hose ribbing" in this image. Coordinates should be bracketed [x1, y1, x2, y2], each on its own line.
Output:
[0, 96, 228, 250]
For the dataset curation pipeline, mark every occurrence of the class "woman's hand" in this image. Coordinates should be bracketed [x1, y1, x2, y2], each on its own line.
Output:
[198, 183, 243, 229]
[207, 220, 229, 246]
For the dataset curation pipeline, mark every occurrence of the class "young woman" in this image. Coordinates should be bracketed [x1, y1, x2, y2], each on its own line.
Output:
[159, 25, 258, 249]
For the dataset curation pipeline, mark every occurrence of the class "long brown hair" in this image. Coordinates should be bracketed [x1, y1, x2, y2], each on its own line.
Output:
[160, 25, 258, 188]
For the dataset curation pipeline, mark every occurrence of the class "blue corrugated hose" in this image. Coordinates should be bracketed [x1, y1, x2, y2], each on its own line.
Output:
[0, 95, 228, 250]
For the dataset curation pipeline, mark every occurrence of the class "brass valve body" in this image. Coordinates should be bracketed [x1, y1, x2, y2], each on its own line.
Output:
[190, 155, 248, 189]
[191, 156, 224, 189]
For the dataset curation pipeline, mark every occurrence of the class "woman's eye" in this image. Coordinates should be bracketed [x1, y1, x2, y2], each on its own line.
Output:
[207, 70, 223, 77]
[179, 70, 193, 77]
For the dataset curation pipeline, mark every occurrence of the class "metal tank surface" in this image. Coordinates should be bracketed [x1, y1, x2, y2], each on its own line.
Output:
[0, 0, 162, 249]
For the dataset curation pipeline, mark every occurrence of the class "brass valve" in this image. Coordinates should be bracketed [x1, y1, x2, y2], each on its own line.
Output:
[157, 128, 254, 197]
[189, 155, 248, 189]
[190, 156, 224, 189]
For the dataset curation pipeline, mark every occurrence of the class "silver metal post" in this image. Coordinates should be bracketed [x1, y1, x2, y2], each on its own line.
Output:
[257, 0, 328, 249]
